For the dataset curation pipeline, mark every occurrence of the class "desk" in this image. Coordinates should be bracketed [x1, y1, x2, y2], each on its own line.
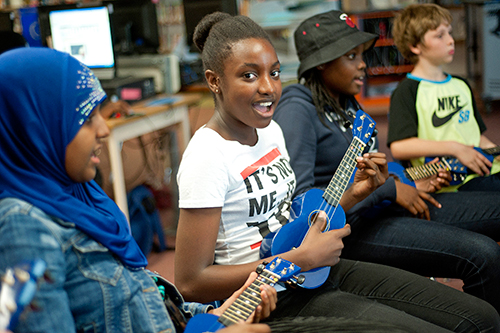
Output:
[106, 93, 201, 220]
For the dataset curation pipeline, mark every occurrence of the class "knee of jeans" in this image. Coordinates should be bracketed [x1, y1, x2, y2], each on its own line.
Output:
[471, 237, 500, 268]
[455, 300, 500, 333]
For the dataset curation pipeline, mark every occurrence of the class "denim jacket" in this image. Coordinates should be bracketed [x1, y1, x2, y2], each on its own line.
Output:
[0, 197, 211, 333]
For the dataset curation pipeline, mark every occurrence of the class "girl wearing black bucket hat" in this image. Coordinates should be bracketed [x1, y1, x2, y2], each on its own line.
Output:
[274, 9, 500, 316]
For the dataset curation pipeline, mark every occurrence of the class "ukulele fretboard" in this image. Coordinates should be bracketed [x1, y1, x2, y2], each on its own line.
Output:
[483, 146, 500, 156]
[218, 270, 279, 327]
[404, 159, 450, 181]
[323, 136, 366, 207]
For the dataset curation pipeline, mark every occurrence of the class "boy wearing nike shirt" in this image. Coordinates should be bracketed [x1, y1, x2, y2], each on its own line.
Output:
[387, 3, 500, 192]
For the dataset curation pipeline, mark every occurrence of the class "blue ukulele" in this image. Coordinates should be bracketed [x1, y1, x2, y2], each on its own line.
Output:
[0, 259, 47, 331]
[184, 257, 303, 333]
[260, 110, 376, 289]
[424, 146, 500, 185]
[388, 159, 452, 188]
[388, 146, 500, 187]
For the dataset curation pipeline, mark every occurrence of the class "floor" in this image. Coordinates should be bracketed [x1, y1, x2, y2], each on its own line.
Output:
[146, 99, 500, 291]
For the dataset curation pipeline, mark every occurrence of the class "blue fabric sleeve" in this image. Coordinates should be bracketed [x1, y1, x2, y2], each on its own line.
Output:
[346, 176, 397, 220]
[181, 302, 214, 317]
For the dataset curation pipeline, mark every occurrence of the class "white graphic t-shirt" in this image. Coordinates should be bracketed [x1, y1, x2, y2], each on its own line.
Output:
[178, 121, 296, 265]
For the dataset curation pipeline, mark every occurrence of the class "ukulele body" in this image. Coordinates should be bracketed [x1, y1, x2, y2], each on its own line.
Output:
[269, 188, 346, 289]
[184, 313, 224, 333]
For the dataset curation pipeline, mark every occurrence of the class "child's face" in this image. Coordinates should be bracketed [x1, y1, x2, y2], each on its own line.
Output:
[415, 22, 454, 66]
[318, 44, 366, 100]
[65, 106, 110, 183]
[217, 38, 282, 132]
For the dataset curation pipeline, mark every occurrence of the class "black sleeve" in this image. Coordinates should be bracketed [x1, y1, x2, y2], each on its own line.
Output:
[387, 79, 420, 147]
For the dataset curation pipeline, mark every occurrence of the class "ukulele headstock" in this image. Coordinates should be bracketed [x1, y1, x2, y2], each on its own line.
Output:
[352, 110, 376, 146]
[258, 257, 303, 286]
[0, 259, 47, 331]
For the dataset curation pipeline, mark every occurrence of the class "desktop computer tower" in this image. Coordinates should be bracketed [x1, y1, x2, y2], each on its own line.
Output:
[100, 76, 156, 103]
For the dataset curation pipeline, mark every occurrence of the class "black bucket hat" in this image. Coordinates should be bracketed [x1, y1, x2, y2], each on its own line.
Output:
[295, 10, 378, 78]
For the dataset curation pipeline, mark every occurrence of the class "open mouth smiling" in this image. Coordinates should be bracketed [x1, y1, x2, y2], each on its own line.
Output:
[253, 101, 273, 113]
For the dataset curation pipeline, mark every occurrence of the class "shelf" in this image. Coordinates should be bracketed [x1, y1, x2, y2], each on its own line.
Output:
[349, 10, 412, 114]
[356, 94, 391, 116]
[367, 64, 413, 76]
[374, 38, 395, 47]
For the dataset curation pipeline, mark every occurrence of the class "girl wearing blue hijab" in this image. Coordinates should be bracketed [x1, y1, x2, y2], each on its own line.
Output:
[0, 47, 146, 268]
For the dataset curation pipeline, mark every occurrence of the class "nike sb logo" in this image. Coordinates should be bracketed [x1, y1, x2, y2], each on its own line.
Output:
[432, 95, 466, 127]
[432, 105, 463, 127]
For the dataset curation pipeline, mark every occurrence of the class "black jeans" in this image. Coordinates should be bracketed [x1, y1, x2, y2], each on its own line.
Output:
[342, 190, 500, 314]
[267, 259, 499, 332]
[458, 172, 500, 192]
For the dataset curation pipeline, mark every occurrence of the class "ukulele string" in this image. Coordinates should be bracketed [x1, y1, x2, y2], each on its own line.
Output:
[310, 139, 366, 228]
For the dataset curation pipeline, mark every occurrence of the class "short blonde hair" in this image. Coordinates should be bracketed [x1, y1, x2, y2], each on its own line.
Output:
[392, 4, 452, 64]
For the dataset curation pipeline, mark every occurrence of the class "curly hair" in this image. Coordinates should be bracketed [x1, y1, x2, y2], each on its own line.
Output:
[392, 4, 452, 64]
[193, 12, 272, 77]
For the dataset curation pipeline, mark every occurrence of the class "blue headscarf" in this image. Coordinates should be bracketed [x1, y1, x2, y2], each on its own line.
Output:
[0, 48, 147, 268]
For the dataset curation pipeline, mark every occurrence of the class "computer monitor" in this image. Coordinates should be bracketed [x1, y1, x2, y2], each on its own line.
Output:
[183, 0, 238, 53]
[44, 5, 116, 80]
[104, 0, 160, 55]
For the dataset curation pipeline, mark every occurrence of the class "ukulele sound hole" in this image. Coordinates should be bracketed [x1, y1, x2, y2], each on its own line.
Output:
[308, 210, 330, 232]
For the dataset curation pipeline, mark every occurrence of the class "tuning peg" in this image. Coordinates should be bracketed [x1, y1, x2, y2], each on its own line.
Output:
[256, 262, 267, 274]
[295, 275, 306, 285]
[286, 274, 306, 288]
[14, 268, 30, 284]
[2, 269, 15, 287]
[4, 298, 17, 313]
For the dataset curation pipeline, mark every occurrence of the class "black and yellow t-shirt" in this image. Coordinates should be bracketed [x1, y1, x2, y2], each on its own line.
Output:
[388, 73, 499, 191]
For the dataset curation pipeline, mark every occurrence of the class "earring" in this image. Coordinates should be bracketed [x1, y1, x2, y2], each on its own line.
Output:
[215, 89, 219, 93]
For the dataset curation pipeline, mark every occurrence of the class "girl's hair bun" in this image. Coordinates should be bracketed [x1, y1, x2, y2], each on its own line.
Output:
[193, 12, 231, 53]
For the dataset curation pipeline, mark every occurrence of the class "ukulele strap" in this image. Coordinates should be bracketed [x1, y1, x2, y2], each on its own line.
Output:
[150, 272, 188, 333]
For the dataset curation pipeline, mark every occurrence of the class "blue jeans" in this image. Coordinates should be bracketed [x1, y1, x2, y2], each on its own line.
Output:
[343, 190, 500, 315]
[268, 259, 500, 332]
[0, 198, 209, 333]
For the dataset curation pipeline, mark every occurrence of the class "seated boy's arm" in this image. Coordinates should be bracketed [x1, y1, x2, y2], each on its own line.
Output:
[391, 137, 492, 176]
[390, 137, 452, 160]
